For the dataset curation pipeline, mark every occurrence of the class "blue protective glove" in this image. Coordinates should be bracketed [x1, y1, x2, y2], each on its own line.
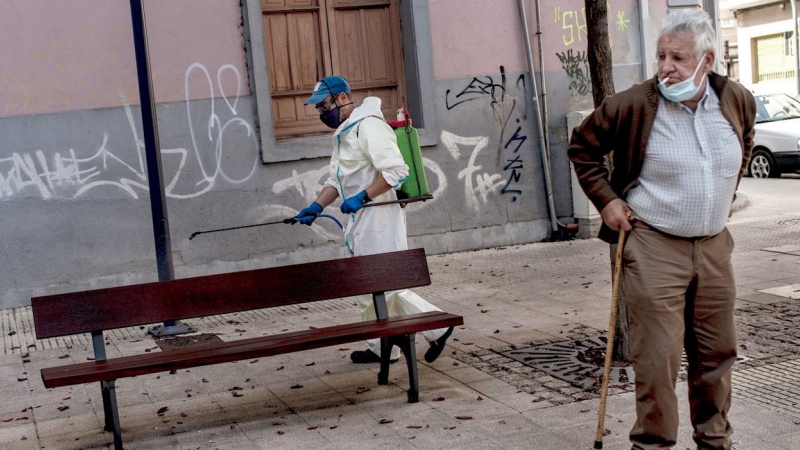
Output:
[340, 190, 372, 214]
[294, 202, 323, 226]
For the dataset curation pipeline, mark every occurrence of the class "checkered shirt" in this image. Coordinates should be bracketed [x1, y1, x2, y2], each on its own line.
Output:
[626, 80, 742, 237]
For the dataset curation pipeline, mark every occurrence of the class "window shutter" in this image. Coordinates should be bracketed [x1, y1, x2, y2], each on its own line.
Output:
[263, 0, 405, 138]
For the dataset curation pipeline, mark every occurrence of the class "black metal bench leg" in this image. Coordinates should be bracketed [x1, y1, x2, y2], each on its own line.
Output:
[101, 380, 123, 450]
[387, 334, 419, 403]
[399, 334, 419, 403]
[378, 337, 391, 385]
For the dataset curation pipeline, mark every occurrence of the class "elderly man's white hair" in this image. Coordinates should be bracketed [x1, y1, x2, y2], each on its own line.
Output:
[658, 9, 717, 63]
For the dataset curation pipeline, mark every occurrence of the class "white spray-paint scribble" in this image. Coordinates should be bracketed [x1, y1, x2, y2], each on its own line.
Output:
[440, 130, 503, 212]
[0, 63, 258, 200]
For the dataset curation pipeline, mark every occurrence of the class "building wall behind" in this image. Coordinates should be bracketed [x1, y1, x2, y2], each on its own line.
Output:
[0, 0, 247, 118]
[736, 3, 798, 94]
[1, 0, 645, 309]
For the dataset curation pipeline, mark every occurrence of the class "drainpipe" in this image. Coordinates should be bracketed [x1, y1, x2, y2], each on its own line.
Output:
[792, 0, 800, 95]
[533, 0, 549, 151]
[517, 0, 560, 234]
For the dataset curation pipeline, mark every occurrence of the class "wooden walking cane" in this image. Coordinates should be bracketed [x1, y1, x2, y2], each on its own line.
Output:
[594, 219, 630, 449]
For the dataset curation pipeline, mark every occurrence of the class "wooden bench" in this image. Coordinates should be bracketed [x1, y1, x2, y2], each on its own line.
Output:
[31, 248, 463, 450]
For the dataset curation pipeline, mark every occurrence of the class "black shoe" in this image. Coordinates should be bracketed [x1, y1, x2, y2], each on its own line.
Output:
[350, 350, 399, 364]
[424, 327, 454, 363]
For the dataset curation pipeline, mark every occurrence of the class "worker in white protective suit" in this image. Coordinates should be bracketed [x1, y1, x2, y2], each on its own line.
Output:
[294, 76, 453, 364]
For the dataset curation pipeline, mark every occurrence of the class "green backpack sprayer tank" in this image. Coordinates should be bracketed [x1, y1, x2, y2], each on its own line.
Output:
[387, 107, 430, 202]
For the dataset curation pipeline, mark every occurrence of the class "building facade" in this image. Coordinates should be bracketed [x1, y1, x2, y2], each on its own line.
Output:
[0, 0, 664, 309]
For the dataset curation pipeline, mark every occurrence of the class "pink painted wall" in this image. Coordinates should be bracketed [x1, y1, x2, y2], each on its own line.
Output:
[429, 0, 528, 80]
[429, 0, 641, 79]
[0, 0, 247, 119]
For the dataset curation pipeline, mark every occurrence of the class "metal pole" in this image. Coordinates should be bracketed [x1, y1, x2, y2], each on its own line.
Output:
[792, 0, 800, 96]
[533, 0, 549, 150]
[518, 0, 560, 233]
[129, 0, 193, 336]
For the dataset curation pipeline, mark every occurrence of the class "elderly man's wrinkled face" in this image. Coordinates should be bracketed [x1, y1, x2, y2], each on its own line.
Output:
[657, 33, 711, 87]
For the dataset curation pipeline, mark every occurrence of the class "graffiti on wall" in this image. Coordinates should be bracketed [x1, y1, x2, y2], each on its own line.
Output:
[556, 49, 591, 97]
[553, 2, 635, 97]
[443, 66, 529, 207]
[555, 6, 588, 47]
[554, 4, 631, 47]
[0, 63, 258, 200]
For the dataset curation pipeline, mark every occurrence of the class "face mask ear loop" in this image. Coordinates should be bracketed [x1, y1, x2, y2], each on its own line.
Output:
[321, 78, 339, 109]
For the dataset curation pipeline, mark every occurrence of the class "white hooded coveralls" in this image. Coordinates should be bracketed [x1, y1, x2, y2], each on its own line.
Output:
[324, 97, 447, 358]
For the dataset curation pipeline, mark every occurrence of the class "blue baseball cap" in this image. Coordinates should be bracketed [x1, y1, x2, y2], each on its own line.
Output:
[305, 76, 350, 105]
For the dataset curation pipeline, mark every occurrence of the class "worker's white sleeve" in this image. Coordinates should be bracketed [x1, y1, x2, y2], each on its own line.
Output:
[323, 175, 338, 190]
[323, 146, 340, 190]
[359, 118, 409, 189]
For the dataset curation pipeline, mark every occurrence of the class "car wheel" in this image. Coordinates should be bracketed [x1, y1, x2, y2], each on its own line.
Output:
[748, 149, 780, 178]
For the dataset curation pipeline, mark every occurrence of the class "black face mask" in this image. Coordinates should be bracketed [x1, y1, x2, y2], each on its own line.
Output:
[320, 106, 343, 129]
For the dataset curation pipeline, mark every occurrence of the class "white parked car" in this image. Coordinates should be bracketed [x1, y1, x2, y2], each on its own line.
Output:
[750, 93, 800, 178]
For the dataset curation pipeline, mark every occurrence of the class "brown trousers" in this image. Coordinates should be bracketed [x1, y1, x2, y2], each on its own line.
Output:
[623, 227, 737, 450]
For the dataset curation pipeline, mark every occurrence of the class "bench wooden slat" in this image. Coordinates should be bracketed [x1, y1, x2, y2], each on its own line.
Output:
[32, 249, 431, 339]
[41, 312, 463, 388]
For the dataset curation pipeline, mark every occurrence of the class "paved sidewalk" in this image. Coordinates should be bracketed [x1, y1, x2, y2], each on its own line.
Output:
[1, 210, 800, 449]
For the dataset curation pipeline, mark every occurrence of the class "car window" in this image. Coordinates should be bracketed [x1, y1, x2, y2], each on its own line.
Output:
[754, 94, 800, 123]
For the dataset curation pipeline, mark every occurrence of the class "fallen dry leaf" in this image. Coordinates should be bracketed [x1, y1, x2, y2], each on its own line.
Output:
[378, 419, 393, 424]
[157, 407, 169, 414]
[57, 406, 69, 412]
[307, 426, 318, 430]
[58, 354, 70, 359]
[455, 416, 473, 420]
[431, 397, 445, 402]
[290, 384, 303, 389]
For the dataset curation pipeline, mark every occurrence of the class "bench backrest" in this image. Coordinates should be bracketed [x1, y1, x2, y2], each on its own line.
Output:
[32, 249, 431, 339]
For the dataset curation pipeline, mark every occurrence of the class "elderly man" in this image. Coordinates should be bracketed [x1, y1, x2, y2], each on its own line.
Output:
[568, 9, 755, 450]
[293, 75, 453, 365]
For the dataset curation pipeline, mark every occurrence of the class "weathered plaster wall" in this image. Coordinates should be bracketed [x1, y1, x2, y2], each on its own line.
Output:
[0, 67, 556, 308]
[0, 0, 247, 118]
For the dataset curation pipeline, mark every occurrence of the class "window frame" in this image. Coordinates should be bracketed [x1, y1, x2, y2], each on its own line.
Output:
[242, 0, 439, 164]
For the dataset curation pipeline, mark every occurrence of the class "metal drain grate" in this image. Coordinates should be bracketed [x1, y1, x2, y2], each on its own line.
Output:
[500, 335, 751, 390]
[500, 335, 634, 389]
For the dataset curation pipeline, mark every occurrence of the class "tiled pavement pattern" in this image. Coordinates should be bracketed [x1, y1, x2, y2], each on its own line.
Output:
[0, 178, 799, 449]
[734, 360, 800, 420]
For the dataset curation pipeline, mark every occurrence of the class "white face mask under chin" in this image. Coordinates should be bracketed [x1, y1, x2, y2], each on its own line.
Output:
[658, 55, 706, 103]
